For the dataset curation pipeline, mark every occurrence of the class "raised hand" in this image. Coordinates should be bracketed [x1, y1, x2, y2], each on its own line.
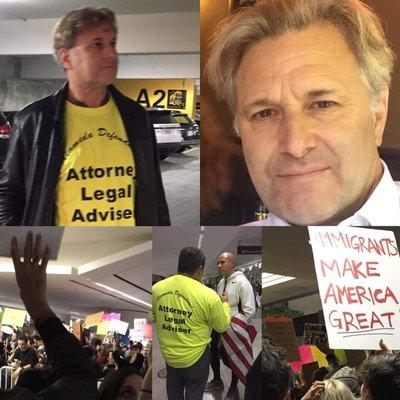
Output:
[10, 232, 54, 323]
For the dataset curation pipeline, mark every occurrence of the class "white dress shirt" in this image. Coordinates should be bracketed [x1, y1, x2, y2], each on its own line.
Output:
[245, 161, 400, 226]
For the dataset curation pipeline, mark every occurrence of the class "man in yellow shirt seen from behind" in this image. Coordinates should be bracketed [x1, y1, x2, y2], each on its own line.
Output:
[153, 247, 231, 400]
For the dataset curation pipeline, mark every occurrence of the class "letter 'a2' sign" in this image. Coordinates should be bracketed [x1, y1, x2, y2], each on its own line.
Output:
[308, 226, 400, 350]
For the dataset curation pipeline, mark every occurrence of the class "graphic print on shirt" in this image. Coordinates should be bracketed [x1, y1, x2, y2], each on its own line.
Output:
[157, 290, 194, 334]
[56, 98, 136, 226]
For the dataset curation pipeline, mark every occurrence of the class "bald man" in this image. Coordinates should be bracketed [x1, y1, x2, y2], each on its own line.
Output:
[204, 252, 256, 400]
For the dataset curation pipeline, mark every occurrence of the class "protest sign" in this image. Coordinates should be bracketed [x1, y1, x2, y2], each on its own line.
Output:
[97, 320, 112, 336]
[264, 317, 300, 361]
[84, 311, 104, 327]
[110, 319, 129, 335]
[303, 323, 328, 345]
[1, 307, 26, 327]
[72, 321, 82, 340]
[134, 318, 146, 332]
[308, 227, 400, 350]
[103, 313, 121, 321]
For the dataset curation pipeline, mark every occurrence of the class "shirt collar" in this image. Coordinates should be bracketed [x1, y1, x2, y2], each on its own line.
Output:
[338, 161, 400, 226]
[254, 161, 400, 226]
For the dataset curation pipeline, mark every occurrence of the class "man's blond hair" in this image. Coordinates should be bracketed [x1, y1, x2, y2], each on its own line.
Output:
[206, 0, 395, 112]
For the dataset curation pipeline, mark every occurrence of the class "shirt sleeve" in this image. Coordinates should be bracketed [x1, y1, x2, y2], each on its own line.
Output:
[209, 297, 231, 333]
[238, 279, 256, 321]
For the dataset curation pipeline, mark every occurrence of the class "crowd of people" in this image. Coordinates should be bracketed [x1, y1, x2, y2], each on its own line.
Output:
[0, 329, 151, 393]
[263, 335, 400, 400]
[0, 232, 152, 400]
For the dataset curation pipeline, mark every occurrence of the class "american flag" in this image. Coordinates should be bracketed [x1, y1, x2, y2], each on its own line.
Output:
[221, 313, 257, 384]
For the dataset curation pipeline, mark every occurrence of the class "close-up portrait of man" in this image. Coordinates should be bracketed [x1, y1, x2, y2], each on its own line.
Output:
[202, 0, 400, 226]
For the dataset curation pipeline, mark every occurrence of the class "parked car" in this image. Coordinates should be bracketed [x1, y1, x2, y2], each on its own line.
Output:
[3, 111, 17, 127]
[0, 111, 12, 169]
[172, 112, 200, 152]
[146, 108, 183, 160]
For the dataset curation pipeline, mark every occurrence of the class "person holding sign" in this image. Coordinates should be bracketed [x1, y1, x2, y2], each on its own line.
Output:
[206, 0, 400, 226]
[152, 247, 231, 400]
[0, 7, 169, 226]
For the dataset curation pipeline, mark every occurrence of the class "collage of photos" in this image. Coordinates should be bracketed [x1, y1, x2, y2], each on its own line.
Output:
[0, 0, 399, 399]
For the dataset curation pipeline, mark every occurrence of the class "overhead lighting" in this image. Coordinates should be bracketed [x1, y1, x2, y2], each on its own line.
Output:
[262, 272, 295, 288]
[94, 282, 151, 308]
[0, 264, 72, 275]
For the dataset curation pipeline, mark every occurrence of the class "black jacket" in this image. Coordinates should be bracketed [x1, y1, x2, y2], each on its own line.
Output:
[35, 317, 98, 400]
[0, 82, 170, 226]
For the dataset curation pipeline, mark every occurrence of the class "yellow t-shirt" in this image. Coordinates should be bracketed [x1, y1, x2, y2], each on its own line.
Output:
[56, 98, 135, 226]
[152, 274, 231, 368]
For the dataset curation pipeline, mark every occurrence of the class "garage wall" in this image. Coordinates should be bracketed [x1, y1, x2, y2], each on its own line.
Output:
[19, 53, 200, 79]
[0, 12, 199, 56]
[0, 78, 64, 111]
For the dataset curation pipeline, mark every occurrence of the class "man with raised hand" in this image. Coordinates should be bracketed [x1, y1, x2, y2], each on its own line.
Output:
[5, 231, 98, 399]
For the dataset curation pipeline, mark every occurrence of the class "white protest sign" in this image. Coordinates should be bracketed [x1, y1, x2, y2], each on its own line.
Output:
[308, 226, 400, 350]
[110, 319, 129, 335]
[134, 318, 146, 332]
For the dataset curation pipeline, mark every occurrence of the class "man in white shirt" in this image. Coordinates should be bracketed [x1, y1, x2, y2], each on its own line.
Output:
[206, 0, 400, 226]
[204, 252, 256, 400]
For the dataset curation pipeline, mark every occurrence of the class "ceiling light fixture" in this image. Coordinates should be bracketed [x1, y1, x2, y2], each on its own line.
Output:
[94, 282, 151, 308]
[0, 264, 72, 275]
[262, 272, 295, 288]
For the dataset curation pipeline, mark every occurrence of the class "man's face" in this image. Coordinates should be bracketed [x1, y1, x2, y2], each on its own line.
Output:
[61, 23, 118, 89]
[18, 340, 27, 352]
[234, 23, 387, 225]
[217, 253, 235, 277]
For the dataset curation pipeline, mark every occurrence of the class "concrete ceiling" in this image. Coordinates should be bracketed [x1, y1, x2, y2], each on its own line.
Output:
[153, 226, 261, 277]
[0, 227, 152, 319]
[0, 0, 199, 20]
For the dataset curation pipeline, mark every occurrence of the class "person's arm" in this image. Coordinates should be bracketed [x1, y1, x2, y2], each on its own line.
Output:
[209, 292, 231, 333]
[11, 232, 98, 398]
[138, 342, 152, 400]
[238, 279, 256, 320]
[146, 113, 170, 226]
[301, 381, 325, 400]
[0, 113, 29, 225]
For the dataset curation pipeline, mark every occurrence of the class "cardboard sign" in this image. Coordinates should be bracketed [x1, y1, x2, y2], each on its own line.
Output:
[97, 320, 112, 336]
[72, 321, 82, 340]
[84, 311, 104, 328]
[110, 319, 129, 335]
[303, 323, 328, 345]
[309, 227, 400, 350]
[264, 317, 300, 361]
[1, 307, 26, 327]
[134, 318, 146, 332]
[103, 313, 121, 321]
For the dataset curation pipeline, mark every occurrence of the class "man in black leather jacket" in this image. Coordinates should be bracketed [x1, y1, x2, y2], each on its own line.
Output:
[0, 7, 170, 226]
